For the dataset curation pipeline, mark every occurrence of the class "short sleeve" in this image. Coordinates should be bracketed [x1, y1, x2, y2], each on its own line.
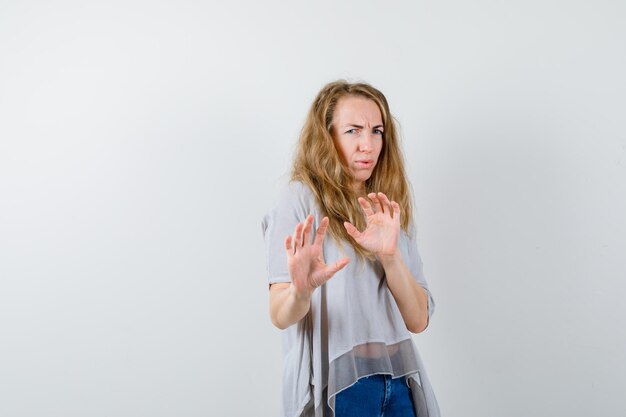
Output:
[404, 225, 436, 323]
[261, 182, 317, 287]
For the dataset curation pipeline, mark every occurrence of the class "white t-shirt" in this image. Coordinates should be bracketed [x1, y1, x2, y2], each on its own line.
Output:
[262, 181, 440, 417]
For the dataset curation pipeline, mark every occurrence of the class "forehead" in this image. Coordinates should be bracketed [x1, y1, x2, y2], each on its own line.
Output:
[333, 95, 383, 125]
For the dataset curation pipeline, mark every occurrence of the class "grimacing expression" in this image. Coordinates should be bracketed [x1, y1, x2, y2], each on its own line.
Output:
[331, 96, 384, 191]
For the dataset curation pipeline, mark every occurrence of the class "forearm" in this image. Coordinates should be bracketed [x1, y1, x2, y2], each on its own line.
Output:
[379, 251, 429, 333]
[269, 284, 312, 330]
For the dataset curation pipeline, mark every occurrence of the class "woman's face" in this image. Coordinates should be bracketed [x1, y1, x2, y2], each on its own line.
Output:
[331, 95, 384, 192]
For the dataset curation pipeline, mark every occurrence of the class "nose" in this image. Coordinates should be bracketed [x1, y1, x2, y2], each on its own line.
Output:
[358, 132, 375, 152]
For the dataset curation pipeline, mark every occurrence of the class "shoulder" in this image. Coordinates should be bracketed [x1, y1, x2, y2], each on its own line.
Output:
[262, 180, 319, 231]
[398, 220, 417, 242]
[398, 221, 420, 260]
[274, 180, 317, 210]
[405, 222, 417, 241]
[279, 180, 314, 200]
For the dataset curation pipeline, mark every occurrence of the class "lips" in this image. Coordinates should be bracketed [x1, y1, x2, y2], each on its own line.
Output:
[355, 160, 374, 168]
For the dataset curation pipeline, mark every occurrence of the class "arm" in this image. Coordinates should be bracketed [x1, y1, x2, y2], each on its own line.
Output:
[344, 192, 430, 334]
[269, 282, 312, 330]
[379, 251, 430, 333]
[268, 215, 349, 330]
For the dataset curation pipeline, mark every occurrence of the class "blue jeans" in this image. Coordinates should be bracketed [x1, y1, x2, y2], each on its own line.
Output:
[334, 374, 417, 417]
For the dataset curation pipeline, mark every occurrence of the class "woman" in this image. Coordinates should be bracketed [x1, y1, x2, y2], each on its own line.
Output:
[262, 81, 440, 417]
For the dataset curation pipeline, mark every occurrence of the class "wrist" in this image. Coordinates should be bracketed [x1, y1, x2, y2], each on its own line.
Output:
[377, 249, 402, 268]
[289, 283, 312, 302]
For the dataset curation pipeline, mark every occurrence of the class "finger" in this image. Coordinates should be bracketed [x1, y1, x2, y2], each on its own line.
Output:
[368, 192, 383, 213]
[285, 235, 293, 255]
[325, 257, 350, 278]
[391, 201, 401, 223]
[312, 257, 350, 288]
[358, 197, 375, 217]
[377, 192, 393, 217]
[293, 222, 303, 248]
[313, 217, 329, 247]
[343, 221, 361, 239]
[302, 214, 314, 246]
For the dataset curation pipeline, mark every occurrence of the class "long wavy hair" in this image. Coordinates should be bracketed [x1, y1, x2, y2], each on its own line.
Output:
[291, 80, 413, 259]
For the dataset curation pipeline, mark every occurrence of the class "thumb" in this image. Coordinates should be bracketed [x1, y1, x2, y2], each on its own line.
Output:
[343, 222, 361, 239]
[324, 257, 350, 279]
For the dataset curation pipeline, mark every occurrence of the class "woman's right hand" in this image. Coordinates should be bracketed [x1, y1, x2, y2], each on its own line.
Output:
[285, 215, 350, 299]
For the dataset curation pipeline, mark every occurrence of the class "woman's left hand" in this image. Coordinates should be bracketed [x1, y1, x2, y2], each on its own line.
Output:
[343, 192, 401, 260]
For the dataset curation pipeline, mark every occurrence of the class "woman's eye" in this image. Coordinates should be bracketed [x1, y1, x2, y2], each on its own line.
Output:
[346, 128, 357, 134]
[374, 129, 383, 135]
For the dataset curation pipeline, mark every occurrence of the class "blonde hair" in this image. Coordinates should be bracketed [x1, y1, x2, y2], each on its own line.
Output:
[291, 80, 413, 258]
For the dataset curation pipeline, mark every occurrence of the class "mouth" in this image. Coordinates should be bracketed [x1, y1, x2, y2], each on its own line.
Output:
[354, 160, 374, 169]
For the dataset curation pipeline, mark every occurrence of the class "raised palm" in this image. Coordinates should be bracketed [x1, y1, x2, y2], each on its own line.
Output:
[343, 192, 401, 259]
[285, 215, 349, 298]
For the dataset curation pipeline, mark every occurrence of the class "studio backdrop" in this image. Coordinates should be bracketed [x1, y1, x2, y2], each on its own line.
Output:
[1, 1, 624, 416]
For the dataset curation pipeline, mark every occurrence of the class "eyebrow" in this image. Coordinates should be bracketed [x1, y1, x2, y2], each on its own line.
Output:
[343, 124, 384, 129]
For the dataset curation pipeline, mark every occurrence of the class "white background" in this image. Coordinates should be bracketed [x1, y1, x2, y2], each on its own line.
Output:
[1, 1, 625, 416]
